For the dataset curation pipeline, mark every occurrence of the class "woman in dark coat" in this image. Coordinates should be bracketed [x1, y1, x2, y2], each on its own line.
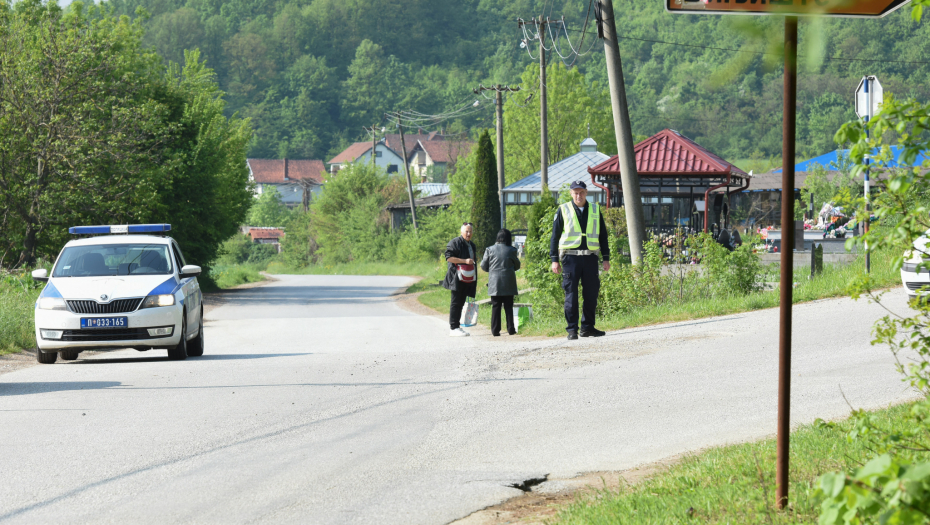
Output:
[480, 229, 521, 336]
[443, 223, 478, 336]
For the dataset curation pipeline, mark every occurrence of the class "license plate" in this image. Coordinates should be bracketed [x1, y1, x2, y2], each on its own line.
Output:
[81, 317, 128, 329]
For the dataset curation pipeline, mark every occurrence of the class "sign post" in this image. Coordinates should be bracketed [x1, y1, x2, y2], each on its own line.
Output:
[666, 0, 908, 511]
[856, 76, 883, 273]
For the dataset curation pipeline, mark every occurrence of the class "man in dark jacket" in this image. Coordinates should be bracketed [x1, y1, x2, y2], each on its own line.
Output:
[443, 223, 478, 336]
[550, 181, 610, 340]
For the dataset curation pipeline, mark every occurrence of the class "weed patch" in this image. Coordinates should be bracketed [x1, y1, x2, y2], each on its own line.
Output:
[0, 273, 43, 354]
[551, 403, 916, 524]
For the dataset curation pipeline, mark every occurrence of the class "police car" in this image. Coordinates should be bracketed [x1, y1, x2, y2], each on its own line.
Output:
[31, 224, 204, 363]
[903, 231, 930, 301]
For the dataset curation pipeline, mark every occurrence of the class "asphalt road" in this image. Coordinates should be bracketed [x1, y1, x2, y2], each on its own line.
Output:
[0, 275, 918, 524]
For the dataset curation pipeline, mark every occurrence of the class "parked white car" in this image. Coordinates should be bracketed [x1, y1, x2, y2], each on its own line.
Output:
[32, 224, 204, 363]
[902, 232, 930, 300]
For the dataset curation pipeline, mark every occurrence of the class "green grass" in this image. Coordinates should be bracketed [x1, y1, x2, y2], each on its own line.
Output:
[550, 402, 917, 524]
[266, 260, 443, 278]
[417, 251, 900, 336]
[0, 276, 42, 355]
[208, 263, 267, 291]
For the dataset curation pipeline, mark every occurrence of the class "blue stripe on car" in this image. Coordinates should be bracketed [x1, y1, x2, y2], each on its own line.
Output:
[39, 282, 62, 298]
[148, 276, 180, 296]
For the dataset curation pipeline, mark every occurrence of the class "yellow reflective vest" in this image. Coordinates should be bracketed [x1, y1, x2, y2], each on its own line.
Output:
[557, 201, 600, 251]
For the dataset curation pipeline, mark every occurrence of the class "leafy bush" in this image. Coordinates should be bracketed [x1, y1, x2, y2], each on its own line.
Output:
[0, 269, 46, 353]
[523, 189, 561, 315]
[687, 232, 764, 296]
[598, 241, 670, 316]
[815, 27, 930, 523]
[248, 186, 294, 227]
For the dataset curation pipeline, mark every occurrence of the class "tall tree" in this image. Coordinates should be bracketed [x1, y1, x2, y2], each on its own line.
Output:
[0, 2, 251, 271]
[0, 0, 170, 266]
[470, 130, 500, 257]
[156, 49, 253, 269]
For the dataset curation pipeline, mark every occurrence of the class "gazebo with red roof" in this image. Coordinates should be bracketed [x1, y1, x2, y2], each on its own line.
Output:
[588, 129, 750, 232]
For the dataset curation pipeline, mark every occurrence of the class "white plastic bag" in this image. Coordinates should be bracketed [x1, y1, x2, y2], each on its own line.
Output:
[460, 299, 478, 327]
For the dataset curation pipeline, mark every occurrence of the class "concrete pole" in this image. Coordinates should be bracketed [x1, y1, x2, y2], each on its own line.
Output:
[599, 0, 646, 264]
[396, 120, 419, 231]
[539, 16, 549, 193]
[496, 88, 506, 229]
[371, 125, 377, 166]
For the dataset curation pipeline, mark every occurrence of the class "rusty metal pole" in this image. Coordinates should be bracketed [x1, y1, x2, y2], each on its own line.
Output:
[777, 15, 798, 511]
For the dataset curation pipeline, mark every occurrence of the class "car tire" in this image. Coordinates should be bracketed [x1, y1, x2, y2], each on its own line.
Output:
[187, 310, 204, 357]
[60, 351, 80, 361]
[36, 349, 58, 364]
[167, 316, 188, 361]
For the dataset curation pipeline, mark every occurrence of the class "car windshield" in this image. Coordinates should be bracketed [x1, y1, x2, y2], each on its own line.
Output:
[52, 244, 173, 277]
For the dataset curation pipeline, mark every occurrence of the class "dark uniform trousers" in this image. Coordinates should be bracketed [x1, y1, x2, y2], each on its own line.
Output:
[561, 254, 600, 332]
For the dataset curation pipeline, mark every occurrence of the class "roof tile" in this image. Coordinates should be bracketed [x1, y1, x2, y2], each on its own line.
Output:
[417, 140, 474, 164]
[248, 159, 325, 184]
[589, 129, 748, 178]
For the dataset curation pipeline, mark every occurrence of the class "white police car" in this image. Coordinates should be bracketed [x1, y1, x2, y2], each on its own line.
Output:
[903, 232, 930, 301]
[31, 224, 204, 363]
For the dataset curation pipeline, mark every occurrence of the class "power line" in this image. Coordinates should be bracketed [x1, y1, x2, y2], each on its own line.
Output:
[558, 25, 930, 66]
[657, 115, 754, 124]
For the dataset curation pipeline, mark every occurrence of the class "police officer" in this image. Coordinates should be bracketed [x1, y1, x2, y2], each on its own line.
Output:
[549, 181, 610, 340]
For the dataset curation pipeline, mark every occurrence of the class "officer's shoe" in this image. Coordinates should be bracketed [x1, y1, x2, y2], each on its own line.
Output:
[567, 331, 578, 340]
[580, 328, 606, 338]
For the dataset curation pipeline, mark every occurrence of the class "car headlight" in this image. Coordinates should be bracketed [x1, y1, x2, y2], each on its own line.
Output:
[37, 297, 67, 310]
[141, 295, 176, 308]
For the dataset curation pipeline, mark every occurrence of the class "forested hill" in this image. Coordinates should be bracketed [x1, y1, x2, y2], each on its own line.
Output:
[106, 0, 930, 163]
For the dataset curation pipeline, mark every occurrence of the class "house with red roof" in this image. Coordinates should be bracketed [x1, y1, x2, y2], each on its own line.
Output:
[327, 141, 406, 175]
[327, 131, 473, 182]
[247, 158, 326, 209]
[408, 138, 473, 183]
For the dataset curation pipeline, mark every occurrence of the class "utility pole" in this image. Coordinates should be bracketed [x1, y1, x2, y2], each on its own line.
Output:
[391, 115, 419, 231]
[539, 16, 549, 193]
[363, 125, 379, 167]
[474, 84, 520, 229]
[596, 0, 646, 264]
[519, 18, 549, 193]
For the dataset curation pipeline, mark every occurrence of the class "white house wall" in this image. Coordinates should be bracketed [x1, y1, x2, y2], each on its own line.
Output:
[353, 145, 406, 174]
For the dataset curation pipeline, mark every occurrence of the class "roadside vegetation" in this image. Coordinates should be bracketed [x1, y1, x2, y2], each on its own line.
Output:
[415, 248, 898, 337]
[551, 402, 917, 524]
[0, 271, 43, 355]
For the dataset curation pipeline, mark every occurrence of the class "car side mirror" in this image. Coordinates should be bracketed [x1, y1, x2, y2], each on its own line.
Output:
[180, 265, 201, 279]
[32, 269, 48, 282]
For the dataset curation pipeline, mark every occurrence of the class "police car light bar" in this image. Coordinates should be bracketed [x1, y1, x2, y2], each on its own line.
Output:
[69, 224, 171, 235]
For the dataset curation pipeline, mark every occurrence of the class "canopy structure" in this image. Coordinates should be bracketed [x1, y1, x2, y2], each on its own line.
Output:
[588, 129, 750, 232]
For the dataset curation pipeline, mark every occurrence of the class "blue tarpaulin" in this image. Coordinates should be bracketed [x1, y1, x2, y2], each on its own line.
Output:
[775, 146, 929, 173]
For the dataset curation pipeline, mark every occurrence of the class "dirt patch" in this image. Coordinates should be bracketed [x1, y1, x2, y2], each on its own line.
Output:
[395, 289, 446, 318]
[450, 456, 681, 525]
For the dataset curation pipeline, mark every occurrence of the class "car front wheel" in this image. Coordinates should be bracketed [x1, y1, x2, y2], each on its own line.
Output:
[60, 351, 80, 361]
[167, 316, 188, 361]
[187, 310, 204, 357]
[36, 349, 58, 364]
